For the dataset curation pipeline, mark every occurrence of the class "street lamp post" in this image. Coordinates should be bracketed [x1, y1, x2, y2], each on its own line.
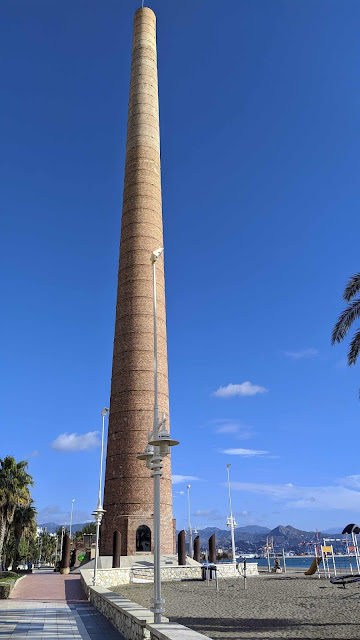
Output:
[226, 464, 237, 566]
[69, 499, 75, 541]
[93, 407, 109, 586]
[187, 484, 193, 559]
[137, 248, 179, 624]
[60, 525, 65, 560]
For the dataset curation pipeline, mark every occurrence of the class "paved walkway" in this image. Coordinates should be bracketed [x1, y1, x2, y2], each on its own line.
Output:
[10, 570, 87, 603]
[0, 570, 125, 639]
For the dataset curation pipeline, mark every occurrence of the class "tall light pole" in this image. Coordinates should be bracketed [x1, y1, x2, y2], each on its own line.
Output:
[60, 524, 65, 560]
[226, 464, 237, 566]
[187, 484, 193, 559]
[93, 406, 109, 586]
[137, 248, 179, 624]
[69, 499, 75, 541]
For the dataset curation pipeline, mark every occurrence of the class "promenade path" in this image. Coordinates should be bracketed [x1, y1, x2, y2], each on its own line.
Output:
[0, 569, 125, 639]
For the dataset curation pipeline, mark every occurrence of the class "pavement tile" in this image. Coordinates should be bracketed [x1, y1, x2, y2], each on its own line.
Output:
[0, 573, 125, 639]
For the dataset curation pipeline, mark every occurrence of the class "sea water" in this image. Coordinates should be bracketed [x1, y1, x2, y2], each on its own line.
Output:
[221, 556, 359, 571]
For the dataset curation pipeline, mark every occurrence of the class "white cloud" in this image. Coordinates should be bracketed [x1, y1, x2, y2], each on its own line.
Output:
[229, 480, 360, 511]
[37, 504, 93, 524]
[192, 509, 224, 522]
[51, 431, 100, 452]
[284, 348, 318, 360]
[214, 419, 253, 438]
[213, 382, 268, 398]
[172, 490, 185, 499]
[221, 448, 269, 457]
[337, 475, 360, 489]
[27, 450, 39, 458]
[172, 475, 200, 485]
[216, 422, 240, 434]
[193, 509, 213, 517]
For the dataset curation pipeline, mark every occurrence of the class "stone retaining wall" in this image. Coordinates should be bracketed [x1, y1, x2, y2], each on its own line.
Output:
[89, 585, 155, 640]
[86, 584, 210, 640]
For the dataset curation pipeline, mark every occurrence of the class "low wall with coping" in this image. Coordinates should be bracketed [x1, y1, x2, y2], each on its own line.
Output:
[83, 582, 211, 640]
[80, 562, 258, 592]
[89, 585, 156, 640]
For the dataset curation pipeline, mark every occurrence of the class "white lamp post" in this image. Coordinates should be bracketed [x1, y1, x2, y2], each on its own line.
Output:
[93, 407, 109, 585]
[226, 464, 237, 565]
[69, 499, 75, 541]
[60, 524, 65, 560]
[137, 248, 179, 624]
[187, 484, 193, 558]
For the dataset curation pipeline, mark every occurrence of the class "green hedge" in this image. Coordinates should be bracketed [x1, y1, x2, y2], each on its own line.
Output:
[0, 571, 18, 580]
[0, 572, 19, 599]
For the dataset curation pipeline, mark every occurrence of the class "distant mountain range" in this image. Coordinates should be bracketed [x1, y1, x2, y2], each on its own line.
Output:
[38, 521, 88, 534]
[39, 521, 344, 553]
[192, 524, 342, 553]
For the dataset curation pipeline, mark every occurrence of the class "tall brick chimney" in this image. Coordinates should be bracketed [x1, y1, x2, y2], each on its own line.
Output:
[100, 7, 175, 556]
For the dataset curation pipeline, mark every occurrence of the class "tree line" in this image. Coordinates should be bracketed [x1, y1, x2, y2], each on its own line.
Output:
[0, 455, 96, 570]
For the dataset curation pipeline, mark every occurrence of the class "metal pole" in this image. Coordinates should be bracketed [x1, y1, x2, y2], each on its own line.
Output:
[226, 464, 236, 565]
[243, 557, 247, 590]
[60, 525, 64, 560]
[352, 532, 360, 574]
[267, 548, 271, 573]
[331, 545, 336, 577]
[152, 257, 163, 625]
[321, 545, 326, 578]
[282, 548, 286, 574]
[152, 259, 159, 441]
[69, 499, 75, 540]
[346, 537, 353, 575]
[93, 408, 109, 586]
[98, 413, 106, 507]
[187, 485, 193, 558]
[93, 514, 101, 586]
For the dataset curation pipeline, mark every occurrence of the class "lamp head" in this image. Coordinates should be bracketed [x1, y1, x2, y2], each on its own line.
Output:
[148, 412, 179, 456]
[187, 484, 191, 490]
[227, 463, 231, 469]
[150, 247, 164, 264]
[101, 407, 109, 417]
[137, 443, 154, 470]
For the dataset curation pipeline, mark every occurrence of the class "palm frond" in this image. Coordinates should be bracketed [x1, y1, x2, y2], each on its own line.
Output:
[331, 299, 360, 344]
[348, 329, 360, 366]
[343, 273, 360, 302]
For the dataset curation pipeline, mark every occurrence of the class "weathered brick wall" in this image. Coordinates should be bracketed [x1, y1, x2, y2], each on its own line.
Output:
[101, 6, 174, 557]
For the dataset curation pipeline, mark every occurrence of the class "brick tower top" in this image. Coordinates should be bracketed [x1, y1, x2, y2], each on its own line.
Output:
[100, 7, 175, 557]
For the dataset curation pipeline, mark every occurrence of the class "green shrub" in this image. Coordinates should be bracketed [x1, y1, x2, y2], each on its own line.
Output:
[0, 582, 13, 599]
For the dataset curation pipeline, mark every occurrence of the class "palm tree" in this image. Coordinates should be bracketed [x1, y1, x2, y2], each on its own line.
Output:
[332, 272, 360, 395]
[81, 523, 96, 535]
[12, 501, 37, 568]
[0, 457, 34, 568]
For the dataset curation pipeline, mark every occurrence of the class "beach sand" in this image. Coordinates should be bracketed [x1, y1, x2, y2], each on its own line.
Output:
[112, 574, 360, 639]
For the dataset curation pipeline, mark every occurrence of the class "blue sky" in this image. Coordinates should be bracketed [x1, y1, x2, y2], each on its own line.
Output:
[1, 0, 360, 534]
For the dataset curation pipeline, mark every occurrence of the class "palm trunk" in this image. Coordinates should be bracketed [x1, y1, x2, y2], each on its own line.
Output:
[13, 535, 21, 570]
[0, 520, 7, 571]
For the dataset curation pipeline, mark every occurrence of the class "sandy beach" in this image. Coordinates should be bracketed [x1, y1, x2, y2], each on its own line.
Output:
[112, 574, 360, 639]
